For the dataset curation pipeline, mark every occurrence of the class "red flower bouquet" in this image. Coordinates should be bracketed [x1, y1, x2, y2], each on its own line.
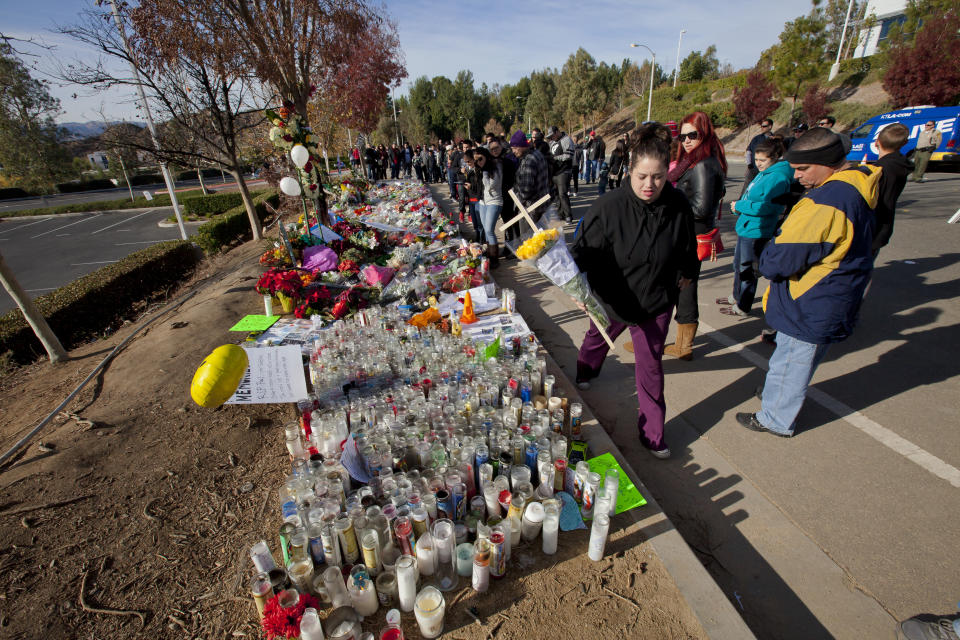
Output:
[260, 591, 320, 640]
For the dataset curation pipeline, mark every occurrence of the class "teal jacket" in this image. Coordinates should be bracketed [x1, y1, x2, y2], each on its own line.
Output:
[734, 160, 793, 238]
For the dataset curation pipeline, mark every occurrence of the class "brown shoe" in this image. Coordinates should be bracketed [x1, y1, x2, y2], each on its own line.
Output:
[663, 322, 698, 360]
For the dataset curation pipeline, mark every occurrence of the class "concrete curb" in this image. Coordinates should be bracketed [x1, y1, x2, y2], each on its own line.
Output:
[425, 183, 755, 639]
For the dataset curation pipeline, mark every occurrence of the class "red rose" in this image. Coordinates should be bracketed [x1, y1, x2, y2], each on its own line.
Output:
[331, 299, 350, 319]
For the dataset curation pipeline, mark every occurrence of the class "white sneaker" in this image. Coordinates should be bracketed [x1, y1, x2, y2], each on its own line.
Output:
[577, 381, 590, 391]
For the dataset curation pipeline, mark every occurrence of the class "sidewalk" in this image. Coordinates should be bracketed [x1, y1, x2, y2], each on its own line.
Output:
[429, 184, 756, 639]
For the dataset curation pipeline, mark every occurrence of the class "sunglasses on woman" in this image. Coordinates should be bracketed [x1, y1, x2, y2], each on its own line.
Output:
[677, 131, 699, 142]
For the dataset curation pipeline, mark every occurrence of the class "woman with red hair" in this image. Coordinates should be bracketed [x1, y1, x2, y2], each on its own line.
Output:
[662, 111, 727, 360]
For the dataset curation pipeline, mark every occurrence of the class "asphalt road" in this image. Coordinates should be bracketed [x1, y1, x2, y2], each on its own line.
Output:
[0, 207, 199, 314]
[0, 179, 212, 214]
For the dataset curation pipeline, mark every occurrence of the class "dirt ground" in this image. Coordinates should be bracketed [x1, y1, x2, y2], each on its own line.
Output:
[0, 230, 706, 639]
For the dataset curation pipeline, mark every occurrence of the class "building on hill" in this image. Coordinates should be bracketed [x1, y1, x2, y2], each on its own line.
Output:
[87, 151, 109, 171]
[853, 0, 908, 58]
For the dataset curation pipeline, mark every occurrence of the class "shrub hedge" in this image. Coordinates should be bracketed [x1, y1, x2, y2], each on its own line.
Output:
[196, 191, 279, 254]
[3, 189, 207, 218]
[176, 168, 222, 181]
[182, 191, 244, 217]
[129, 174, 163, 186]
[56, 179, 115, 193]
[0, 188, 31, 200]
[0, 240, 201, 365]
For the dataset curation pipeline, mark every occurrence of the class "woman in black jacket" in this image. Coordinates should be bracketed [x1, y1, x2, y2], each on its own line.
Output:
[572, 124, 699, 459]
[608, 140, 627, 189]
[662, 111, 727, 361]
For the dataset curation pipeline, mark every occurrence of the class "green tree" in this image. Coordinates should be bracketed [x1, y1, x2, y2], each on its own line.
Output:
[0, 43, 73, 192]
[818, 0, 865, 61]
[678, 45, 720, 82]
[555, 48, 600, 131]
[769, 13, 828, 123]
[623, 59, 667, 98]
[525, 69, 558, 131]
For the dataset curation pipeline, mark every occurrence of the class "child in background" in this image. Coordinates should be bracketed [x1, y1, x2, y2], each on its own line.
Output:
[597, 161, 610, 195]
[869, 123, 910, 256]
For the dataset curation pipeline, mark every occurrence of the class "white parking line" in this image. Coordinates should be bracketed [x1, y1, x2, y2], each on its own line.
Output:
[115, 239, 178, 245]
[90, 209, 155, 234]
[702, 319, 960, 488]
[26, 287, 57, 292]
[57, 233, 71, 237]
[31, 214, 103, 239]
[70, 260, 119, 265]
[0, 216, 52, 235]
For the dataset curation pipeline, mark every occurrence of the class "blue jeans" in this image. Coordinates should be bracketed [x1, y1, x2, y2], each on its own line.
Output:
[584, 159, 596, 182]
[758, 332, 830, 435]
[446, 168, 458, 198]
[478, 203, 501, 245]
[733, 236, 769, 312]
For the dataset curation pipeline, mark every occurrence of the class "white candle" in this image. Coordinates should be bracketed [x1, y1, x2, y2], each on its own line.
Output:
[472, 559, 490, 593]
[588, 513, 610, 561]
[349, 580, 379, 616]
[542, 505, 560, 555]
[263, 294, 274, 317]
[509, 516, 521, 548]
[396, 554, 418, 612]
[521, 502, 544, 542]
[547, 396, 562, 413]
[300, 607, 325, 640]
[414, 586, 446, 639]
[416, 533, 436, 576]
[322, 566, 350, 608]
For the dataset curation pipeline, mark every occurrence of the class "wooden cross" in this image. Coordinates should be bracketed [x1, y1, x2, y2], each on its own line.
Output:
[503, 188, 550, 234]
[502, 189, 615, 350]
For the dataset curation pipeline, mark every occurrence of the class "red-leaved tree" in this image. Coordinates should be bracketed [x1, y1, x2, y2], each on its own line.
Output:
[883, 8, 960, 107]
[733, 69, 780, 130]
[801, 83, 832, 124]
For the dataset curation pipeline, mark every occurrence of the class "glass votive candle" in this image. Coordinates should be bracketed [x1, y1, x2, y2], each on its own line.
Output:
[413, 585, 446, 639]
[455, 542, 474, 576]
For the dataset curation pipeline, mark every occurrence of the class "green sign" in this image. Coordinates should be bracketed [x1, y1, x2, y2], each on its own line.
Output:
[586, 452, 647, 514]
[229, 315, 280, 332]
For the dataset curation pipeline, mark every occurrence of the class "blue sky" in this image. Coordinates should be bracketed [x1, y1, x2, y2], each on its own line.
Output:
[4, 0, 806, 123]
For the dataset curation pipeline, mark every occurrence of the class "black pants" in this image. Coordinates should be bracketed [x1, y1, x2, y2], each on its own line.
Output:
[675, 259, 702, 324]
[552, 170, 571, 220]
[572, 168, 579, 194]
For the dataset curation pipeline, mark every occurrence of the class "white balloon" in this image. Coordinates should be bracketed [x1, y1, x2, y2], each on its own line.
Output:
[279, 176, 301, 196]
[290, 144, 310, 168]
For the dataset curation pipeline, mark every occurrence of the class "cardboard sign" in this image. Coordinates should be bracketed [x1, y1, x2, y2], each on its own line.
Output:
[226, 345, 308, 404]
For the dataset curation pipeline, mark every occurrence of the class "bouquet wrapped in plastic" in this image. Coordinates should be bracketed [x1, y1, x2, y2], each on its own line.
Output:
[507, 215, 611, 335]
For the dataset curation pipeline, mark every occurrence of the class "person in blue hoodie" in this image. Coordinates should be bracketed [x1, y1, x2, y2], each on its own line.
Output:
[722, 138, 793, 316]
[737, 128, 879, 438]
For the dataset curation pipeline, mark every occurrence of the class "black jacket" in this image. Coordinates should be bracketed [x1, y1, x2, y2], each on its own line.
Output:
[676, 156, 725, 234]
[871, 152, 910, 252]
[572, 183, 699, 325]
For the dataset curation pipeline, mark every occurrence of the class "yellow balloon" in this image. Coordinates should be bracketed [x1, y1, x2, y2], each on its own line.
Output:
[190, 345, 249, 408]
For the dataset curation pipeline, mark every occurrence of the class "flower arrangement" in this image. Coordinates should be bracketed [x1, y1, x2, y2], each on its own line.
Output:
[260, 591, 320, 640]
[256, 269, 304, 298]
[294, 286, 334, 319]
[265, 100, 326, 203]
[259, 247, 293, 267]
[515, 228, 560, 260]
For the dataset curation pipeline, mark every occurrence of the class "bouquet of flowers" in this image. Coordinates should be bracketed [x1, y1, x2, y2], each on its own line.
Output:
[256, 268, 304, 312]
[294, 286, 334, 319]
[508, 221, 610, 331]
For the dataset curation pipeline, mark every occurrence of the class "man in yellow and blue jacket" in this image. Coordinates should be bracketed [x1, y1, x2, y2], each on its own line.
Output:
[737, 128, 880, 437]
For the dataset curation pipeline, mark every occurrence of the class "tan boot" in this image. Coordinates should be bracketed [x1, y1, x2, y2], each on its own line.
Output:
[663, 322, 698, 360]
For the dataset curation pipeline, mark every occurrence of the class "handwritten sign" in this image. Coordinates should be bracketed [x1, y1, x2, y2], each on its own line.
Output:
[226, 345, 308, 404]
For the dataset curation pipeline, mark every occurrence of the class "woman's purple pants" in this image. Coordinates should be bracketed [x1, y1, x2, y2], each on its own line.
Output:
[575, 310, 672, 449]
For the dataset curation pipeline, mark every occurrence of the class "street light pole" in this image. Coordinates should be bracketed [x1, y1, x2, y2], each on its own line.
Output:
[630, 43, 656, 123]
[829, 0, 856, 80]
[673, 29, 687, 88]
[391, 87, 400, 146]
[108, 0, 187, 241]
